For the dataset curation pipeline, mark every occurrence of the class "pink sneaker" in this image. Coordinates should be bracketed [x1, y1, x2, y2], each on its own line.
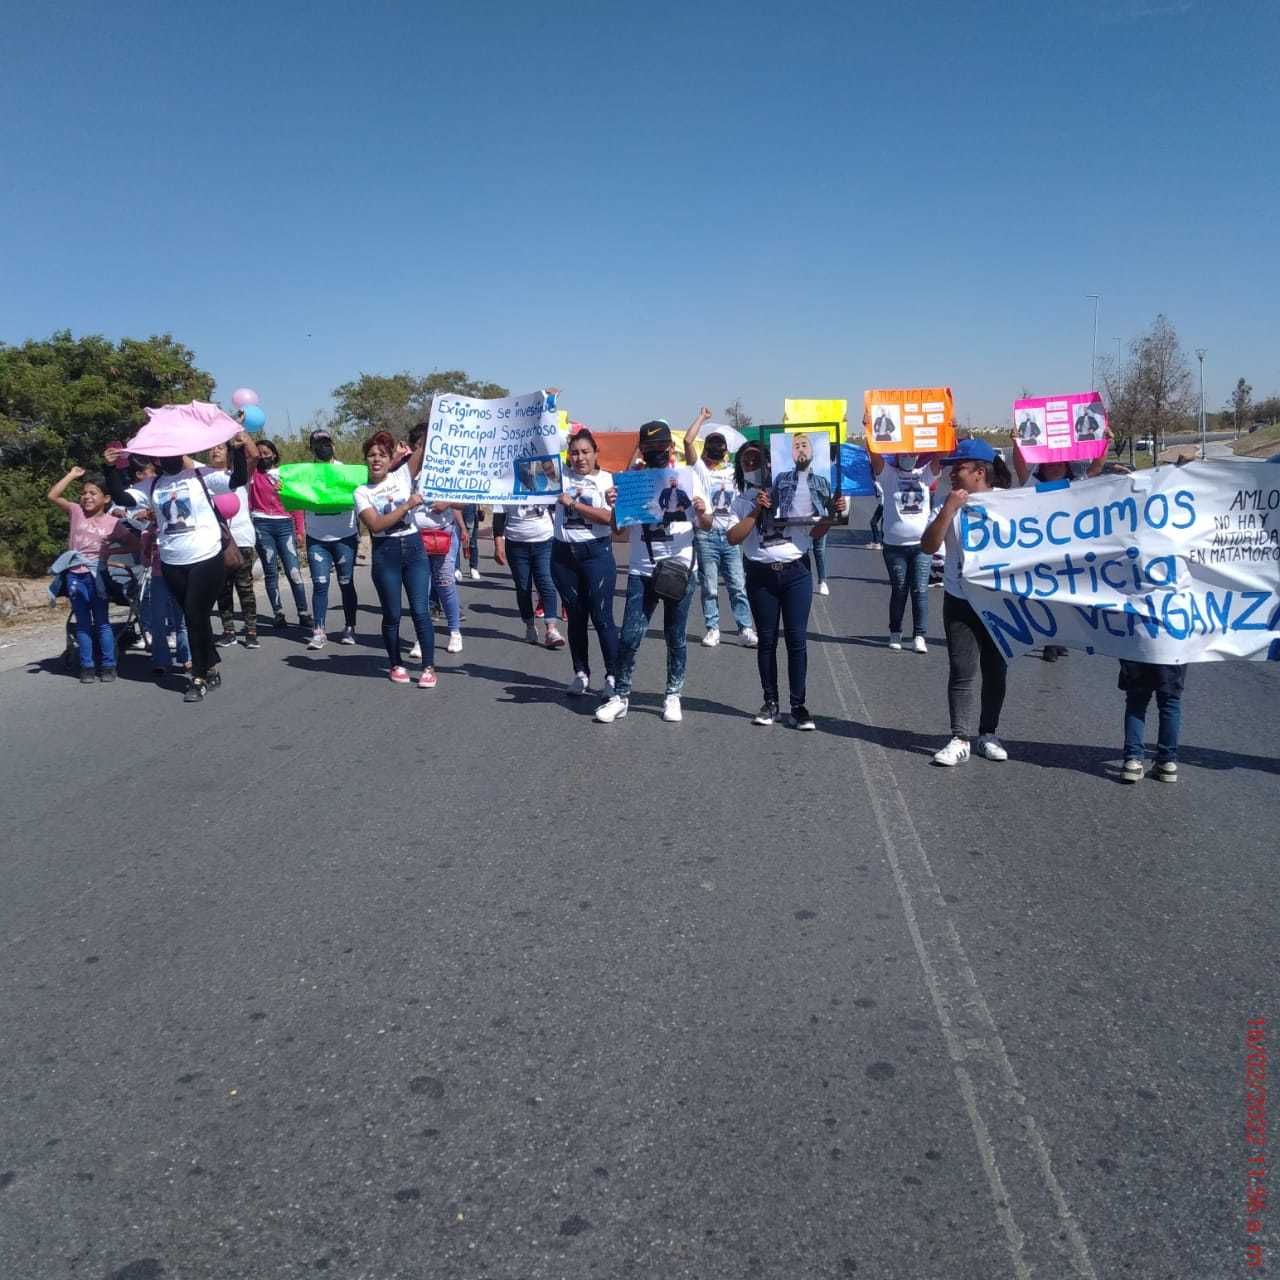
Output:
[418, 667, 438, 689]
[389, 665, 410, 684]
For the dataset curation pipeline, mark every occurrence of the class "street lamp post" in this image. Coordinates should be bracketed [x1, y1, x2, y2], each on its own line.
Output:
[1106, 338, 1124, 462]
[1087, 294, 1101, 391]
[1195, 348, 1207, 459]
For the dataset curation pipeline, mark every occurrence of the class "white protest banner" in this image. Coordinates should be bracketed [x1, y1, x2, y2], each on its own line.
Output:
[957, 461, 1280, 663]
[418, 390, 562, 504]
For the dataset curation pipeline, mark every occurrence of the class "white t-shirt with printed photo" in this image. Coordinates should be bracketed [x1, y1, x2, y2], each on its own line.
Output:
[199, 467, 255, 548]
[879, 461, 935, 545]
[500, 503, 554, 543]
[695, 460, 739, 533]
[627, 465, 707, 578]
[555, 469, 613, 542]
[730, 491, 808, 565]
[143, 470, 223, 566]
[354, 468, 416, 538]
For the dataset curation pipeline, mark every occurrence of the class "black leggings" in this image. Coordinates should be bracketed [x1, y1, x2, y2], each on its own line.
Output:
[162, 552, 226, 679]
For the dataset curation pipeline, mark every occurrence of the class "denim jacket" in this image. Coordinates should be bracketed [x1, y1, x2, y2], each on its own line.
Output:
[772, 469, 834, 521]
[47, 551, 107, 603]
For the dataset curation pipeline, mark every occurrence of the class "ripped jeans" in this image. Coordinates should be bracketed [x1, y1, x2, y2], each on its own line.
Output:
[307, 535, 358, 632]
[253, 514, 309, 619]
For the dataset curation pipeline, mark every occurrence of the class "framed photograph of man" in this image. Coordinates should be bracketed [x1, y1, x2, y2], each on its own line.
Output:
[512, 453, 563, 498]
[769, 430, 836, 523]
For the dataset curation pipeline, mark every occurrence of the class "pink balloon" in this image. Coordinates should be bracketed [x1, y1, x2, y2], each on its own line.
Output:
[231, 387, 260, 408]
[212, 492, 241, 521]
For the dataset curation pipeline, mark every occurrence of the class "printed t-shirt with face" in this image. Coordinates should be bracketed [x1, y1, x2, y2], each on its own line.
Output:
[353, 468, 416, 538]
[554, 469, 613, 542]
[500, 503, 554, 543]
[144, 471, 222, 566]
[67, 504, 124, 572]
[627, 465, 708, 578]
[199, 467, 255, 547]
[880, 461, 935, 545]
[730, 490, 807, 565]
[695, 460, 739, 532]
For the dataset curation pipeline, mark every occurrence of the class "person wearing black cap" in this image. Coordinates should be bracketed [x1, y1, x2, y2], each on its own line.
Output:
[920, 439, 1014, 765]
[683, 408, 757, 649]
[595, 416, 711, 725]
[302, 427, 360, 649]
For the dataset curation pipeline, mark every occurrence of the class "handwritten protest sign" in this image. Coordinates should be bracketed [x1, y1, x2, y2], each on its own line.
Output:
[784, 398, 848, 442]
[417, 390, 562, 504]
[1013, 393, 1108, 464]
[614, 468, 677, 528]
[864, 388, 956, 456]
[838, 443, 876, 497]
[958, 461, 1280, 663]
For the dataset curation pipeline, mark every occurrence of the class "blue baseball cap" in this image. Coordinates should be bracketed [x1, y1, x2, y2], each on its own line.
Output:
[940, 438, 1000, 465]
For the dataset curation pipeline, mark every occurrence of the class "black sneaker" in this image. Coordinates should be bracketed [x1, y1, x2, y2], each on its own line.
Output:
[752, 701, 779, 726]
[216, 631, 238, 648]
[272, 611, 287, 628]
[184, 679, 207, 703]
[79, 669, 97, 685]
[1042, 647, 1059, 662]
[206, 670, 222, 691]
[243, 633, 261, 650]
[98, 668, 117, 683]
[789, 705, 816, 731]
[299, 612, 314, 630]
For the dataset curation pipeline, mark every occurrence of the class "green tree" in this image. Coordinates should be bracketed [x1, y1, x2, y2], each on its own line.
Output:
[0, 330, 214, 574]
[327, 370, 509, 439]
[1225, 377, 1253, 437]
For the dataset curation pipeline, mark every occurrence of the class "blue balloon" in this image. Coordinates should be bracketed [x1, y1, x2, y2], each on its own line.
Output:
[241, 404, 267, 432]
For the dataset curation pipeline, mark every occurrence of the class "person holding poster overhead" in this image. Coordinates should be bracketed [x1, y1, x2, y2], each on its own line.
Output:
[870, 449, 942, 653]
[726, 439, 845, 728]
[595, 419, 710, 725]
[551, 428, 619, 696]
[919, 439, 1014, 765]
[683, 408, 756, 649]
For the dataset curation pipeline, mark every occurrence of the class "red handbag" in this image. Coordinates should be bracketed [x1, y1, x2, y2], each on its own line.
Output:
[420, 528, 452, 557]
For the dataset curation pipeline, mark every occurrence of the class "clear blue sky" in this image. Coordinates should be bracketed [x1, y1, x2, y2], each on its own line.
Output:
[2, 0, 1276, 432]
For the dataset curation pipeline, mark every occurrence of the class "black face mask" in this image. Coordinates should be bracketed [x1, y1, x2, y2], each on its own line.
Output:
[312, 442, 335, 462]
[703, 444, 726, 462]
[159, 456, 184, 475]
[642, 450, 669, 469]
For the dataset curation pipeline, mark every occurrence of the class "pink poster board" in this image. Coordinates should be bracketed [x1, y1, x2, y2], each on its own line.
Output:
[1011, 393, 1108, 463]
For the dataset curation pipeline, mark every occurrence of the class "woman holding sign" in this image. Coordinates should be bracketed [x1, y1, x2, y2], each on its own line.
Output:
[551, 428, 618, 696]
[727, 441, 845, 728]
[870, 449, 942, 653]
[920, 439, 1014, 765]
[353, 430, 435, 686]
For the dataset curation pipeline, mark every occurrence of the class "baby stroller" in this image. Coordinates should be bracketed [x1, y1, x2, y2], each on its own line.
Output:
[62, 553, 149, 671]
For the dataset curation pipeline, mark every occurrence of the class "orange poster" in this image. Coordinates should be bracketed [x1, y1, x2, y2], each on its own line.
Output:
[863, 388, 956, 456]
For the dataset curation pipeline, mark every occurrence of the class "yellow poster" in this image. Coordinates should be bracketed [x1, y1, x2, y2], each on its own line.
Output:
[784, 398, 848, 442]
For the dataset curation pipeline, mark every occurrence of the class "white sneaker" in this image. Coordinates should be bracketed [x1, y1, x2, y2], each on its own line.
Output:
[469, 567, 482, 581]
[932, 737, 971, 767]
[567, 671, 590, 696]
[701, 628, 721, 648]
[1120, 758, 1145, 783]
[975, 734, 1008, 762]
[307, 629, 327, 650]
[888, 633, 903, 651]
[446, 631, 463, 654]
[454, 568, 463, 582]
[524, 622, 540, 645]
[544, 624, 566, 649]
[662, 694, 683, 723]
[913, 635, 928, 654]
[740, 627, 759, 648]
[339, 626, 357, 645]
[817, 581, 830, 596]
[595, 695, 629, 723]
[408, 640, 422, 660]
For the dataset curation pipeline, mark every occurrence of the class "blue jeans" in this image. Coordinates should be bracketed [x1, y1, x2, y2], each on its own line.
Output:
[870, 504, 884, 544]
[147, 570, 190, 668]
[1124, 689, 1182, 764]
[745, 558, 812, 708]
[425, 530, 461, 630]
[615, 571, 695, 698]
[882, 542, 931, 637]
[506, 537, 558, 623]
[456, 506, 480, 571]
[253, 514, 308, 618]
[308, 535, 358, 632]
[693, 528, 751, 632]
[550, 537, 619, 681]
[67, 571, 115, 671]
[811, 532, 829, 583]
[370, 535, 433, 667]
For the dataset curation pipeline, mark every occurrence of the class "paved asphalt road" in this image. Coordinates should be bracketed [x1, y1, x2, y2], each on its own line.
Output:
[2, 528, 1276, 1280]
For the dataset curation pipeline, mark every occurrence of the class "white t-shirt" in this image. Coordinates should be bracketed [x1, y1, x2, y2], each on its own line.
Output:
[118, 482, 152, 532]
[554, 469, 613, 542]
[412, 502, 453, 534]
[627, 465, 707, 578]
[305, 461, 358, 540]
[143, 470, 223, 566]
[500, 504, 554, 543]
[730, 491, 808, 564]
[696, 460, 739, 533]
[199, 467, 254, 548]
[943, 508, 968, 597]
[880, 462, 935, 545]
[354, 468, 416, 538]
